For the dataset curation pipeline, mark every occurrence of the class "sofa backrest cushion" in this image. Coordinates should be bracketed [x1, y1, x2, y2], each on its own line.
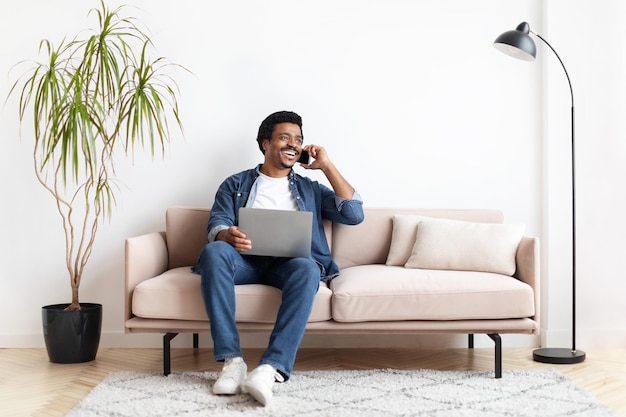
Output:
[165, 206, 506, 271]
[166, 207, 211, 268]
[404, 217, 525, 275]
[331, 208, 504, 269]
[166, 207, 333, 268]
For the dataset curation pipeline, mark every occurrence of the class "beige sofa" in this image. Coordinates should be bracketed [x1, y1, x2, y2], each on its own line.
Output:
[124, 207, 539, 378]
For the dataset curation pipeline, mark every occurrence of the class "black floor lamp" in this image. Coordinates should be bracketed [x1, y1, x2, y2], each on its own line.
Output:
[493, 22, 586, 365]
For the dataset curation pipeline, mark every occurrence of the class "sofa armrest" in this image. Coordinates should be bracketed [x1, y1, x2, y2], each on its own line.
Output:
[514, 236, 540, 326]
[124, 232, 168, 325]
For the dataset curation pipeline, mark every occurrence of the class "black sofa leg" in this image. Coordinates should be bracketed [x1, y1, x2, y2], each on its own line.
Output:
[487, 333, 502, 378]
[468, 334, 474, 348]
[163, 332, 179, 376]
[193, 333, 199, 349]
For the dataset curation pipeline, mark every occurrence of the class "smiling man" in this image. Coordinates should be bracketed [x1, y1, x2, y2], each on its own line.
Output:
[193, 111, 364, 406]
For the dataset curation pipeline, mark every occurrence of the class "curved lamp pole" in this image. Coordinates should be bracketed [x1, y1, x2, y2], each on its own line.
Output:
[493, 22, 586, 364]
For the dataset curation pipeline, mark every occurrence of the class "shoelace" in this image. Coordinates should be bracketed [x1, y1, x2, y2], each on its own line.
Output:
[221, 359, 245, 379]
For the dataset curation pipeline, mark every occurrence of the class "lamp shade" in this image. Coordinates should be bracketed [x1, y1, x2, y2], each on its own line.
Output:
[493, 22, 536, 61]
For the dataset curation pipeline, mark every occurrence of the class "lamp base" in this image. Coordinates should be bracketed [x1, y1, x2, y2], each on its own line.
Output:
[533, 348, 586, 364]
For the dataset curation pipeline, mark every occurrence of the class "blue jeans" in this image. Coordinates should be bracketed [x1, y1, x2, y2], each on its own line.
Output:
[195, 241, 320, 380]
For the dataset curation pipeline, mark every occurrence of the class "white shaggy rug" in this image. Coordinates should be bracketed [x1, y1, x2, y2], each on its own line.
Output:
[66, 368, 617, 417]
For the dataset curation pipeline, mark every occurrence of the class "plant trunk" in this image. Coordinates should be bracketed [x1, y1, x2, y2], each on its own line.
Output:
[67, 284, 81, 311]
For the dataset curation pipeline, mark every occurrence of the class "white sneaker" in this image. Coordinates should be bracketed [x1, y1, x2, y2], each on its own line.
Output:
[242, 364, 283, 406]
[213, 357, 247, 395]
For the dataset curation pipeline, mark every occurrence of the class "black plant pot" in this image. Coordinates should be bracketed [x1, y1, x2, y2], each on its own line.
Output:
[42, 303, 102, 364]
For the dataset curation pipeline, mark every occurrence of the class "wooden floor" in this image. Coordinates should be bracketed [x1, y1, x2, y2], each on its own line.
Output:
[2, 347, 625, 416]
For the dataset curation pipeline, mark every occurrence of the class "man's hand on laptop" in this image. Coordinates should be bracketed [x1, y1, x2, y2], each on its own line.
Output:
[217, 226, 252, 252]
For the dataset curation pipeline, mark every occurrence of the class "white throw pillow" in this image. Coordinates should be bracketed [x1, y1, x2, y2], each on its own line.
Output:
[404, 218, 525, 276]
[386, 215, 426, 266]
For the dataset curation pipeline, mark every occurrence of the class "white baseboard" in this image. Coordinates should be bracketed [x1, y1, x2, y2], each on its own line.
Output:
[13, 327, 623, 350]
[0, 331, 539, 349]
[0, 333, 47, 348]
[541, 327, 626, 349]
[4, 325, 620, 350]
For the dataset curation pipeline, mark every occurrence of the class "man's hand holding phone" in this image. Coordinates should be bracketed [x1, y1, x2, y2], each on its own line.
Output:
[299, 145, 331, 171]
[299, 144, 355, 200]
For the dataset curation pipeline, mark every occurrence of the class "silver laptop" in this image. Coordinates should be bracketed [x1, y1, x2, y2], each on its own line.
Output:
[238, 208, 313, 257]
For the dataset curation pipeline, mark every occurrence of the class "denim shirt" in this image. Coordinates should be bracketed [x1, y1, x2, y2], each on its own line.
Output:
[207, 164, 364, 280]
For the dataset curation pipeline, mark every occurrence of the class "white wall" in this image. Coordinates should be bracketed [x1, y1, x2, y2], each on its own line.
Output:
[542, 0, 626, 348]
[0, 0, 624, 350]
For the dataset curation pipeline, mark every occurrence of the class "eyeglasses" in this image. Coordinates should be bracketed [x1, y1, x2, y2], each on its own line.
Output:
[276, 134, 303, 147]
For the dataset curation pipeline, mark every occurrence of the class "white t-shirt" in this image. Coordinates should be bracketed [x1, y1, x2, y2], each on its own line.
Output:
[251, 172, 298, 211]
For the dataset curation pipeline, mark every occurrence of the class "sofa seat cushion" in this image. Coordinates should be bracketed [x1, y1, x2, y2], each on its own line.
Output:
[330, 265, 535, 322]
[132, 267, 332, 323]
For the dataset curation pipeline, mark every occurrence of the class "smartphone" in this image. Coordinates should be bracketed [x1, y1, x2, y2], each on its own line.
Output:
[298, 150, 310, 164]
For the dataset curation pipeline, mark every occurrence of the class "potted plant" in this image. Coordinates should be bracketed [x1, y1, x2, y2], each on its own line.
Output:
[8, 1, 185, 363]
